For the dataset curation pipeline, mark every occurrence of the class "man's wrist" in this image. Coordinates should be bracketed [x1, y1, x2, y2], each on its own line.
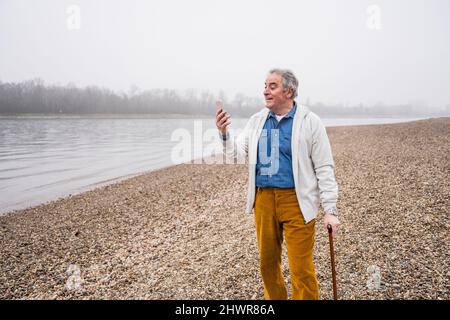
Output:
[219, 131, 229, 141]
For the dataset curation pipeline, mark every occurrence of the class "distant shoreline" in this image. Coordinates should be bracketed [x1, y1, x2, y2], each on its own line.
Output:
[0, 113, 211, 119]
[0, 112, 437, 120]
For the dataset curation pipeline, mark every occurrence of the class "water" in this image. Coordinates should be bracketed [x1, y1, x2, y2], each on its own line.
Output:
[0, 115, 426, 214]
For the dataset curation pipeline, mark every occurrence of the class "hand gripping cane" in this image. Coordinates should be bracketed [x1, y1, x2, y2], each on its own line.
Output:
[327, 224, 338, 300]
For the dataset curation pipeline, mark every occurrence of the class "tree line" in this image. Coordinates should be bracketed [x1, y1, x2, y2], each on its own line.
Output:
[0, 78, 448, 117]
[0, 79, 261, 117]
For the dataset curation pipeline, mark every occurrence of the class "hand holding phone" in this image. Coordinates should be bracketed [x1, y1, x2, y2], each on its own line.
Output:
[215, 100, 230, 135]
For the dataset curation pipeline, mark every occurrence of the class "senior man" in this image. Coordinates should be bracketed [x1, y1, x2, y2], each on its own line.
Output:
[215, 69, 340, 300]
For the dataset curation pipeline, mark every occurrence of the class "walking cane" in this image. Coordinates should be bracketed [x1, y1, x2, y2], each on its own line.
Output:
[327, 224, 338, 300]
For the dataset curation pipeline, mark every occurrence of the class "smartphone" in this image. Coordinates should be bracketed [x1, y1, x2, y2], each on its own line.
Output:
[216, 100, 224, 113]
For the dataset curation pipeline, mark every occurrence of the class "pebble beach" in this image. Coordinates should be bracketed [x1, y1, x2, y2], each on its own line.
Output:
[0, 117, 449, 300]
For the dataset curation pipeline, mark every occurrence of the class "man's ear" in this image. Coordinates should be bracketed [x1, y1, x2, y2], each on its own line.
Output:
[285, 88, 294, 99]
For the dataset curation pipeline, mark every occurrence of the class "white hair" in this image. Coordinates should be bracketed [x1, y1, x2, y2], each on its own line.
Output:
[268, 68, 299, 99]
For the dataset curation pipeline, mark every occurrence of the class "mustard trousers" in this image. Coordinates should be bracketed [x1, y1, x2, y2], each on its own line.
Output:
[254, 188, 319, 300]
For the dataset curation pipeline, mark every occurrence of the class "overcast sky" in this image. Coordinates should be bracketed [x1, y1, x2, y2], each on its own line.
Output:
[1, 0, 449, 108]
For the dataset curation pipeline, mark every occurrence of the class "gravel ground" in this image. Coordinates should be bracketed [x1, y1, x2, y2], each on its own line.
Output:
[0, 117, 449, 300]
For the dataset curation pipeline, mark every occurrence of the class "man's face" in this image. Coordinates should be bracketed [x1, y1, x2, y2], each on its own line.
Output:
[264, 73, 292, 110]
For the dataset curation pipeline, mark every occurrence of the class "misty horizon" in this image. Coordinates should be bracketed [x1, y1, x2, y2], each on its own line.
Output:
[1, 0, 450, 111]
[1, 77, 448, 117]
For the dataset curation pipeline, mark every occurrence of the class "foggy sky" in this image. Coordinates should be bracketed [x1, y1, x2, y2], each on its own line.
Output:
[1, 0, 449, 108]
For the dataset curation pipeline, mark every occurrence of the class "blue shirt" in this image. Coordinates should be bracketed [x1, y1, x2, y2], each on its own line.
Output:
[256, 103, 296, 188]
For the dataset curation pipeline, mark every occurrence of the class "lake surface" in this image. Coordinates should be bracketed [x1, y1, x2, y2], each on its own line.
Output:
[0, 116, 426, 214]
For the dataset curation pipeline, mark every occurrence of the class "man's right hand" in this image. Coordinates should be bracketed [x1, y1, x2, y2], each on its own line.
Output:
[215, 101, 231, 136]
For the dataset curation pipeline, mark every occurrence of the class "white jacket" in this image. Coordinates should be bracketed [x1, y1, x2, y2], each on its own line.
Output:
[222, 104, 338, 223]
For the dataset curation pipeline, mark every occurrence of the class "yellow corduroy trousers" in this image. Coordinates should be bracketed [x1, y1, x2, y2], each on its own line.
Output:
[254, 187, 319, 300]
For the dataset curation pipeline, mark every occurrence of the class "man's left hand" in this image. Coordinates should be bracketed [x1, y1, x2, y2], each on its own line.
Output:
[323, 214, 340, 237]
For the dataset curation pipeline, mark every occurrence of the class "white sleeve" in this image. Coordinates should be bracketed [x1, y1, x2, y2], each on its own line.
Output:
[220, 117, 254, 162]
[310, 115, 339, 214]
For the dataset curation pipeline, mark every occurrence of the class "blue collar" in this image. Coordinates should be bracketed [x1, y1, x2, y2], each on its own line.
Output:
[268, 101, 297, 119]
